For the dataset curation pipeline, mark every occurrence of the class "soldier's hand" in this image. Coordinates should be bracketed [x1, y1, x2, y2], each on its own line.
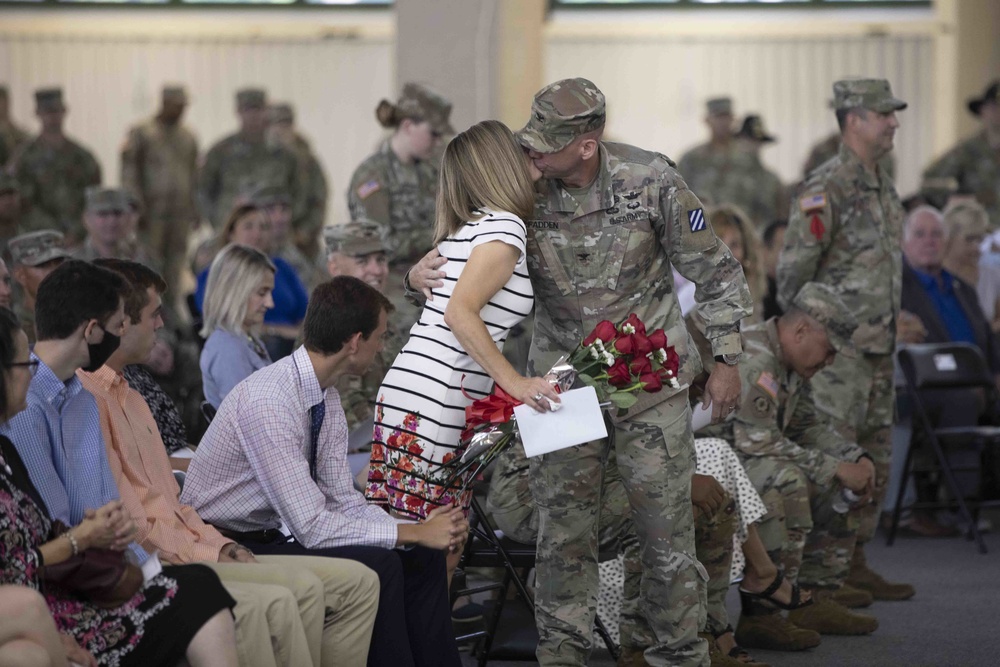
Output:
[691, 473, 727, 518]
[897, 310, 927, 345]
[704, 363, 741, 422]
[836, 459, 874, 494]
[408, 248, 447, 301]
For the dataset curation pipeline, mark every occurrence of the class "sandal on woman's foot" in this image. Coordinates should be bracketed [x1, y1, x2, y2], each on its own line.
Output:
[739, 570, 812, 611]
[729, 645, 770, 667]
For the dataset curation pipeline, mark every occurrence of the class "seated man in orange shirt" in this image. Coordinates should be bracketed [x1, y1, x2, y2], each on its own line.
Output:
[77, 258, 379, 667]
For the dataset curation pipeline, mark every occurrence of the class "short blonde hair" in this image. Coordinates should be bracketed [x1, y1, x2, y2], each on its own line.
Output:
[434, 120, 536, 244]
[943, 199, 989, 248]
[200, 243, 276, 338]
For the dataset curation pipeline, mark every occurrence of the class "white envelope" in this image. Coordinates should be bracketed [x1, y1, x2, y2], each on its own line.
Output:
[515, 386, 608, 457]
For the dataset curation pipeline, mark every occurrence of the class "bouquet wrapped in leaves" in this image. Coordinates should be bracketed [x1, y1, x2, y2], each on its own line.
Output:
[432, 313, 679, 498]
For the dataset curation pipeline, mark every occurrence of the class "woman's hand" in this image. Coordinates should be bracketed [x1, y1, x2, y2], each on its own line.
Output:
[507, 376, 562, 413]
[75, 501, 135, 551]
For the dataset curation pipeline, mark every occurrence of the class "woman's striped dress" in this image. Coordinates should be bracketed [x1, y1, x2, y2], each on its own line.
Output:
[365, 209, 533, 519]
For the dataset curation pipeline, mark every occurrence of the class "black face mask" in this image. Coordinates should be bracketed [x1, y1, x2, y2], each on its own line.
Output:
[84, 330, 121, 373]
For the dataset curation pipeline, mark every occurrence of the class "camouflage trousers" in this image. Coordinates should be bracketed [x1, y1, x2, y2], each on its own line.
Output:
[810, 352, 895, 543]
[139, 210, 195, 302]
[528, 392, 709, 667]
[490, 439, 734, 645]
[742, 456, 859, 589]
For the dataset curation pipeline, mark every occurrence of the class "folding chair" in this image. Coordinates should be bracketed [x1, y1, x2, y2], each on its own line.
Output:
[453, 494, 621, 665]
[892, 343, 1000, 553]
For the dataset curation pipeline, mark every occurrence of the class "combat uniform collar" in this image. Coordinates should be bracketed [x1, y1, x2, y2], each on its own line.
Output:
[837, 142, 885, 191]
[540, 143, 615, 216]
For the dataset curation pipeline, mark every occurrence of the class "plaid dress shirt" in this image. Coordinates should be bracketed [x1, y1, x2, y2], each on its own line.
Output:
[0, 355, 149, 563]
[181, 346, 398, 550]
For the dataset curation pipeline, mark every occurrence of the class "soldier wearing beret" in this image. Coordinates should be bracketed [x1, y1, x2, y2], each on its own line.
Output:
[7, 229, 70, 343]
[777, 78, 914, 610]
[921, 80, 1000, 228]
[0, 85, 31, 169]
[268, 102, 328, 261]
[120, 85, 199, 300]
[325, 219, 404, 436]
[411, 77, 752, 667]
[11, 88, 101, 245]
[349, 83, 454, 339]
[198, 88, 304, 232]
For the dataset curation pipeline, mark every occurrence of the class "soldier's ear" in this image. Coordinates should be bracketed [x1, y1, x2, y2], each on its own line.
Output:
[579, 138, 599, 161]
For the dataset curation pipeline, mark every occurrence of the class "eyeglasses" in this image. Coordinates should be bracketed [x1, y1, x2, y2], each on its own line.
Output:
[6, 359, 40, 374]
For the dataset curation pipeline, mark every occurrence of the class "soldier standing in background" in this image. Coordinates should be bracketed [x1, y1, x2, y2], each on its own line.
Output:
[268, 102, 328, 261]
[0, 85, 31, 168]
[73, 187, 155, 267]
[325, 219, 404, 437]
[7, 229, 69, 344]
[802, 114, 896, 182]
[120, 85, 199, 300]
[11, 88, 101, 245]
[255, 184, 324, 290]
[921, 80, 1000, 228]
[349, 83, 452, 337]
[777, 78, 914, 607]
[198, 88, 303, 231]
[678, 97, 738, 206]
[407, 78, 753, 666]
[731, 115, 787, 228]
[0, 173, 22, 254]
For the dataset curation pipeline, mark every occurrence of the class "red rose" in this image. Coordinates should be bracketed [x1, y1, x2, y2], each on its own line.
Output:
[622, 313, 646, 336]
[630, 355, 652, 376]
[641, 372, 663, 393]
[584, 319, 618, 346]
[633, 332, 653, 356]
[607, 359, 632, 387]
[664, 347, 679, 374]
[648, 328, 667, 350]
[614, 335, 636, 355]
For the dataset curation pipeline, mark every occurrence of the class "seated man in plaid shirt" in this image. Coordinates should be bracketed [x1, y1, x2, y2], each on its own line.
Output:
[182, 276, 467, 667]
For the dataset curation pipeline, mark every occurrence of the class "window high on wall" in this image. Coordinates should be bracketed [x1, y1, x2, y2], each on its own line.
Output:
[555, 0, 927, 6]
[0, 0, 388, 5]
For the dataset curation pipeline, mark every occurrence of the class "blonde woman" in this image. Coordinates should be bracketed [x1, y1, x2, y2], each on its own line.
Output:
[942, 198, 1000, 330]
[199, 244, 277, 408]
[366, 120, 557, 532]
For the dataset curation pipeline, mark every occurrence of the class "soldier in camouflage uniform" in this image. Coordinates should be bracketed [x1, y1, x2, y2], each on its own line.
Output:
[348, 83, 453, 338]
[0, 173, 22, 254]
[11, 88, 101, 245]
[198, 89, 303, 231]
[0, 85, 31, 169]
[517, 78, 751, 667]
[120, 85, 199, 300]
[268, 102, 328, 261]
[802, 132, 895, 182]
[921, 80, 1000, 228]
[253, 184, 323, 290]
[678, 97, 740, 206]
[703, 283, 881, 643]
[731, 115, 787, 228]
[777, 78, 914, 604]
[8, 229, 70, 344]
[73, 187, 156, 268]
[326, 219, 405, 437]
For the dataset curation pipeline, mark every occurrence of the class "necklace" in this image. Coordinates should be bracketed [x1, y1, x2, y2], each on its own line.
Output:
[248, 334, 268, 360]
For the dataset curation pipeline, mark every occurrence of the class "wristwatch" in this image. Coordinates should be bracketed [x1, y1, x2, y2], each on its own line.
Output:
[714, 353, 742, 366]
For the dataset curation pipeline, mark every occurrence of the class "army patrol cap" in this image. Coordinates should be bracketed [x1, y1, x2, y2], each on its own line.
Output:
[269, 103, 295, 124]
[85, 187, 129, 214]
[162, 86, 188, 105]
[0, 173, 18, 195]
[968, 80, 999, 116]
[706, 97, 733, 117]
[396, 83, 454, 135]
[8, 230, 70, 268]
[236, 88, 267, 111]
[324, 219, 388, 258]
[517, 77, 606, 154]
[35, 88, 66, 113]
[832, 78, 907, 113]
[791, 282, 858, 356]
[735, 114, 775, 143]
[251, 184, 292, 207]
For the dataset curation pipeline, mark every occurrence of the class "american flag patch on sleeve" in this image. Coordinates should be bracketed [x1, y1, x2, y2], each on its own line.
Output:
[799, 193, 827, 213]
[755, 371, 779, 399]
[357, 180, 381, 199]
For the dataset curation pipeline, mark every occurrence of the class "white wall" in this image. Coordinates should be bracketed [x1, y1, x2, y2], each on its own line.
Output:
[0, 8, 394, 222]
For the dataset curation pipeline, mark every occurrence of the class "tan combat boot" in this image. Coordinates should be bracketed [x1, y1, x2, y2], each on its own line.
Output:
[788, 589, 879, 635]
[616, 646, 648, 667]
[734, 611, 822, 651]
[831, 582, 874, 608]
[845, 543, 915, 601]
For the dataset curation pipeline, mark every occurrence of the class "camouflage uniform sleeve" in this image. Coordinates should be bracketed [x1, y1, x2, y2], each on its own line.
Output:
[197, 143, 222, 223]
[120, 127, 144, 204]
[285, 147, 309, 233]
[783, 380, 865, 469]
[920, 144, 963, 210]
[731, 362, 844, 486]
[83, 147, 101, 188]
[660, 175, 753, 356]
[348, 167, 390, 225]
[776, 181, 838, 311]
[298, 156, 328, 244]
